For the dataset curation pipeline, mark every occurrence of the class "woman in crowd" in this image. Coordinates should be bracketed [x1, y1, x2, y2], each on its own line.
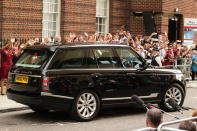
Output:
[0, 41, 14, 95]
[191, 48, 197, 81]
[12, 41, 21, 63]
[163, 43, 175, 67]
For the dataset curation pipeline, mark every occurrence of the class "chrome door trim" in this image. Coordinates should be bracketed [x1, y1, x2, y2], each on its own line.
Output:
[102, 93, 158, 101]
[9, 73, 41, 78]
[41, 92, 74, 100]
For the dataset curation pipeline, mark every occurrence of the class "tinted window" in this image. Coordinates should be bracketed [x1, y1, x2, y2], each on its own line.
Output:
[116, 47, 143, 69]
[14, 49, 51, 69]
[92, 48, 121, 68]
[86, 49, 98, 68]
[49, 48, 86, 69]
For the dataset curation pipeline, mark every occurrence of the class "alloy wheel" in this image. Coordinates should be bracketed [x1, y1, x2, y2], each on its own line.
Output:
[165, 87, 182, 108]
[76, 93, 97, 118]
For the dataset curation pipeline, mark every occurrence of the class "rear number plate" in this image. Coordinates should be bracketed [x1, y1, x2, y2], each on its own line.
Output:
[15, 75, 29, 84]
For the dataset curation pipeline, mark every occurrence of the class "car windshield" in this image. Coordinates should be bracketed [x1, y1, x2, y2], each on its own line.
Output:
[14, 49, 51, 69]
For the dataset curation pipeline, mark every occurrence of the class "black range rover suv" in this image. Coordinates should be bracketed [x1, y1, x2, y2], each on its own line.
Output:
[7, 43, 186, 121]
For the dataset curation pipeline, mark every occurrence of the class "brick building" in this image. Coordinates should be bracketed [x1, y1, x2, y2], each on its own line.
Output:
[1, 0, 197, 44]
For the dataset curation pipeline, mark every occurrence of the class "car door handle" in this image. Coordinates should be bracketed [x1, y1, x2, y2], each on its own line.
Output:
[91, 73, 102, 77]
[126, 73, 136, 75]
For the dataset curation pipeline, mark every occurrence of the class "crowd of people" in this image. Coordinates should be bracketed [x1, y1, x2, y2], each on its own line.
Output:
[0, 26, 197, 95]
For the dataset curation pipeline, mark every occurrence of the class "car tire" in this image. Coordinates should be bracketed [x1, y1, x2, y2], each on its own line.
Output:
[70, 90, 100, 121]
[29, 105, 50, 114]
[158, 83, 185, 111]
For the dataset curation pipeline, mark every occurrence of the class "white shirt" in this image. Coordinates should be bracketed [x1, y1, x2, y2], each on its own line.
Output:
[155, 55, 162, 67]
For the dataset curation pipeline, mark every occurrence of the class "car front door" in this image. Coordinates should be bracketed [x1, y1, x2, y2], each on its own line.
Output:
[115, 47, 162, 102]
[89, 47, 132, 105]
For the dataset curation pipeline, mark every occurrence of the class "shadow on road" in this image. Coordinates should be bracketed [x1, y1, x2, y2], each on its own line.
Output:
[8, 106, 146, 123]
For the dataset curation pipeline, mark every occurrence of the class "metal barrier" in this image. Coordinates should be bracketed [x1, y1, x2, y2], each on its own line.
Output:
[160, 58, 192, 80]
[134, 116, 197, 131]
[157, 116, 197, 131]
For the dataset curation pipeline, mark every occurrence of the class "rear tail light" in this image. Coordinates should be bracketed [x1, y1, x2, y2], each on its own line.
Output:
[41, 77, 49, 92]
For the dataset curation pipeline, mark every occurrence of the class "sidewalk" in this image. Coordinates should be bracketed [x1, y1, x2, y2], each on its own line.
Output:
[0, 95, 28, 113]
[186, 80, 197, 88]
[0, 81, 196, 113]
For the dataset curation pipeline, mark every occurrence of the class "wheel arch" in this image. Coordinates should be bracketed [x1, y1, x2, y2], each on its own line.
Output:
[170, 80, 186, 94]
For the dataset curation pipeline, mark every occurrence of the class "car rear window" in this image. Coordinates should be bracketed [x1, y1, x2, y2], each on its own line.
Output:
[48, 48, 86, 69]
[14, 49, 52, 69]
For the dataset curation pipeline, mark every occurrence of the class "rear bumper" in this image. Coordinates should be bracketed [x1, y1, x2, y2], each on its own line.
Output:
[7, 89, 73, 112]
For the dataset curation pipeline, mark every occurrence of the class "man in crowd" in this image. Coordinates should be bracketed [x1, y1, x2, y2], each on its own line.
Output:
[133, 108, 163, 131]
[178, 121, 196, 131]
[54, 35, 61, 44]
[151, 47, 162, 67]
[146, 108, 163, 129]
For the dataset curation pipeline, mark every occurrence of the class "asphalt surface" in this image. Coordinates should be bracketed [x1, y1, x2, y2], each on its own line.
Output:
[0, 86, 197, 131]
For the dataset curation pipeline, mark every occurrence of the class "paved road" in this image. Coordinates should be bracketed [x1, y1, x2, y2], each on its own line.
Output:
[0, 87, 197, 131]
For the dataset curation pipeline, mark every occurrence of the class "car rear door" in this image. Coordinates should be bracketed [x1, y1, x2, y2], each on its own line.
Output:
[45, 47, 89, 97]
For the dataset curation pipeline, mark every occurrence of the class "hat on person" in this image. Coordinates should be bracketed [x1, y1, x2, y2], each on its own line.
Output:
[176, 40, 182, 43]
[152, 38, 159, 43]
[152, 47, 159, 51]
[122, 36, 127, 41]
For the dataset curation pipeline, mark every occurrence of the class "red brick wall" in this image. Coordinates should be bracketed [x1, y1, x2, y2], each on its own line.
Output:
[109, 0, 131, 33]
[61, 0, 132, 37]
[131, 0, 162, 12]
[161, 0, 197, 40]
[0, 1, 2, 40]
[1, 0, 197, 40]
[163, 0, 197, 17]
[130, 0, 163, 35]
[2, 0, 42, 39]
[61, 0, 96, 38]
[130, 14, 145, 35]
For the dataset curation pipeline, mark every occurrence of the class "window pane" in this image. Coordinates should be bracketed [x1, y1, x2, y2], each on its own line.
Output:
[54, 0, 58, 4]
[14, 49, 52, 69]
[49, 49, 86, 69]
[49, 3, 52, 12]
[48, 31, 52, 38]
[52, 31, 56, 37]
[86, 49, 98, 68]
[96, 25, 99, 32]
[42, 0, 59, 38]
[101, 25, 105, 33]
[48, 22, 52, 30]
[54, 4, 58, 12]
[99, 24, 102, 32]
[116, 48, 143, 69]
[93, 48, 121, 68]
[96, 0, 108, 34]
[96, 0, 107, 17]
[53, 22, 56, 29]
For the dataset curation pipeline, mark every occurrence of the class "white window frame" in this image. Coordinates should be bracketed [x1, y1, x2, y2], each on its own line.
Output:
[42, 0, 61, 39]
[96, 0, 109, 34]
